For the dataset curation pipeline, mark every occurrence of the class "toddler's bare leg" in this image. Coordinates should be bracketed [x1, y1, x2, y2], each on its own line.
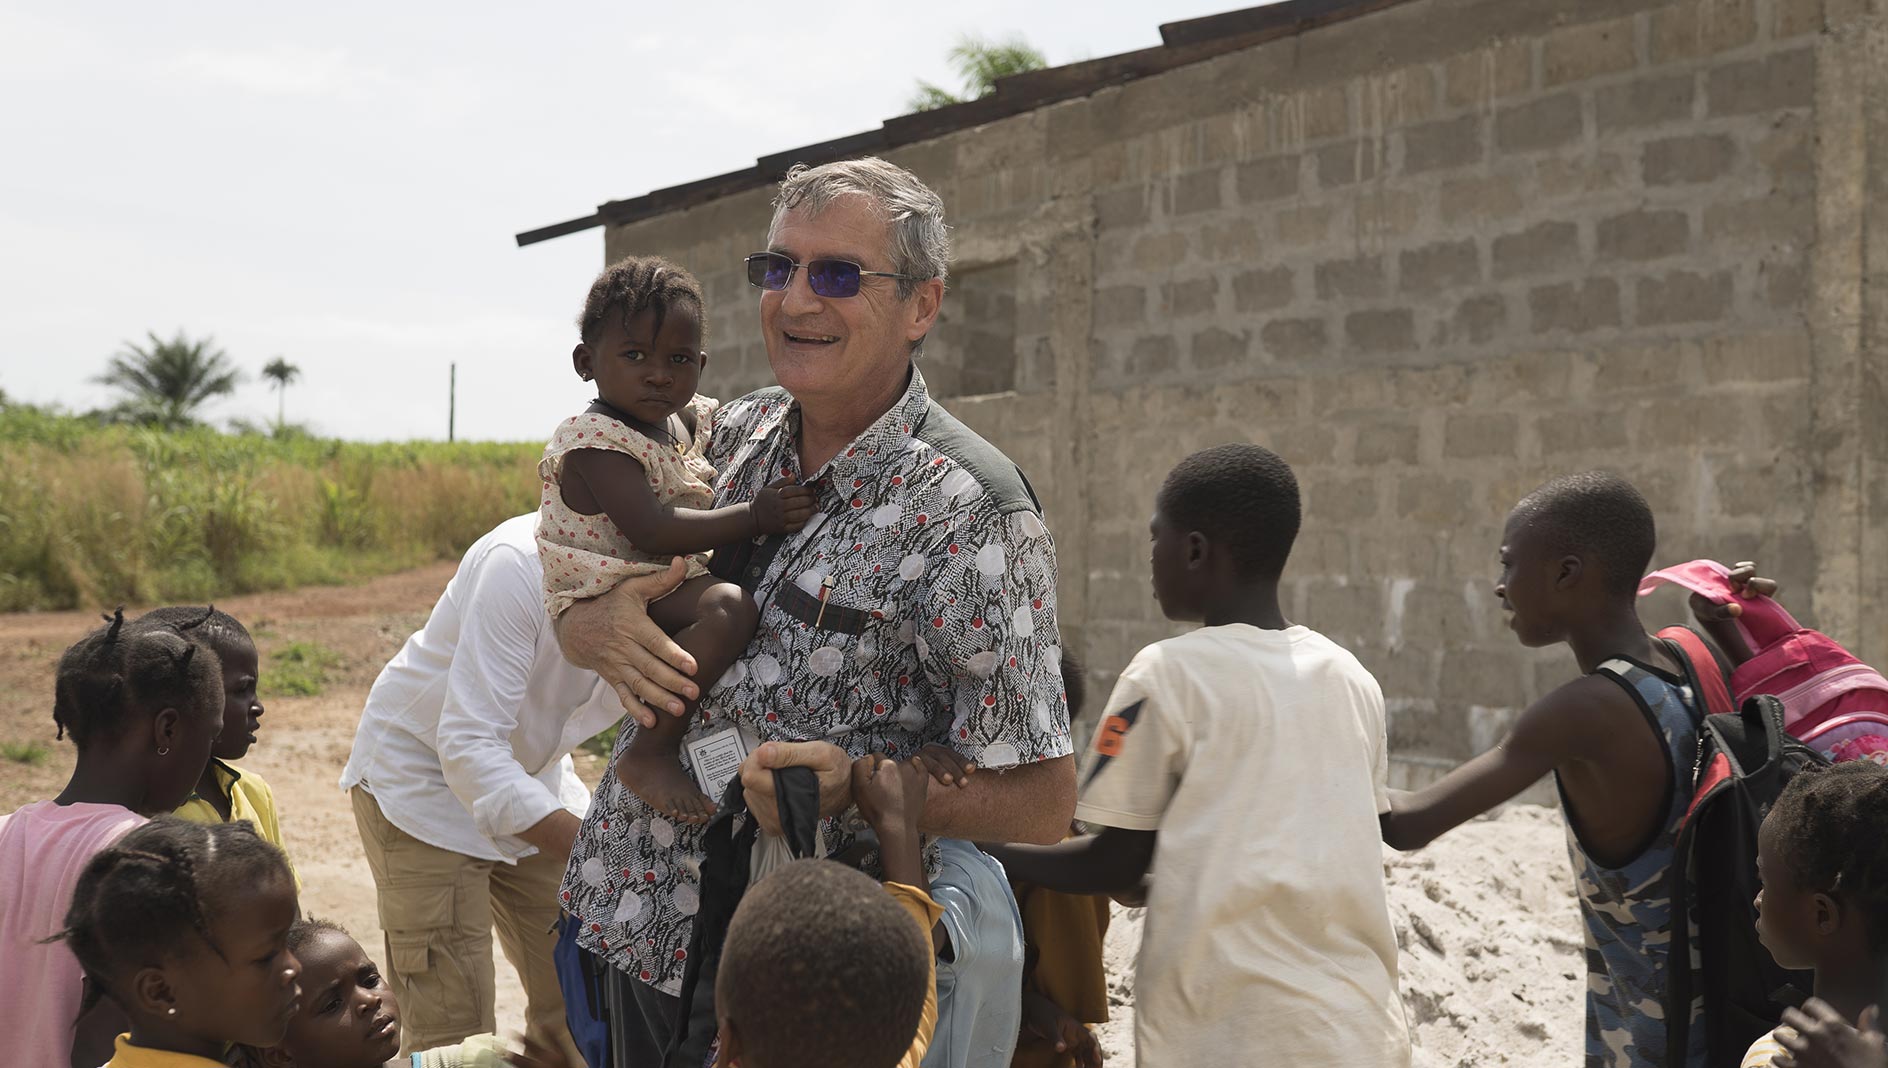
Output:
[615, 576, 759, 824]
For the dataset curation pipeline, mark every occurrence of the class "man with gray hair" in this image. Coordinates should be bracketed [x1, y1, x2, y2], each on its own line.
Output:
[556, 157, 1075, 1066]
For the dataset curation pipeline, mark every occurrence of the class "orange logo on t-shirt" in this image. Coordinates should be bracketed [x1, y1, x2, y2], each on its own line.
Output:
[1094, 713, 1134, 756]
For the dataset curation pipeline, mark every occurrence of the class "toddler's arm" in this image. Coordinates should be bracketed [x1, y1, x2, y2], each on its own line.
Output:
[984, 828, 1156, 898]
[561, 449, 813, 555]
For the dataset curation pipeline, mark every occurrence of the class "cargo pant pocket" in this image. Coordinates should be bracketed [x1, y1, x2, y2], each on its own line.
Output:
[377, 883, 484, 1040]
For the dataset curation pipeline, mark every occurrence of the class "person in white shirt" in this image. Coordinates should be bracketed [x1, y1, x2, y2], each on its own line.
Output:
[340, 513, 620, 1063]
[988, 444, 1411, 1068]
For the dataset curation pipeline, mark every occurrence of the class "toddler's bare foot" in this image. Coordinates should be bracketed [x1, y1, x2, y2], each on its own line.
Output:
[616, 742, 717, 824]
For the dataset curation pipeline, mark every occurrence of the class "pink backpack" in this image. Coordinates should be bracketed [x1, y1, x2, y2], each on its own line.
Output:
[1641, 559, 1888, 764]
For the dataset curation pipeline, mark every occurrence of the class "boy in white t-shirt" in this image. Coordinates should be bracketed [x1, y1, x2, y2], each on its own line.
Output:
[987, 444, 1410, 1067]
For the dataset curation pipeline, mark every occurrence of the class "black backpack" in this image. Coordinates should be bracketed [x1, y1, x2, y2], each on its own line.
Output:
[1661, 689, 1828, 1066]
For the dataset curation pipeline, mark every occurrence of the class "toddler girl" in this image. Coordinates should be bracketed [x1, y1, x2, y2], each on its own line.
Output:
[539, 256, 812, 824]
[59, 817, 301, 1066]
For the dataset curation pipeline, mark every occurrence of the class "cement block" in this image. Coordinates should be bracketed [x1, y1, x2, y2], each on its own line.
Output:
[1597, 209, 1691, 261]
[1595, 72, 1699, 133]
[1707, 48, 1815, 116]
[1128, 335, 1180, 374]
[1444, 412, 1521, 459]
[1317, 138, 1383, 188]
[1493, 221, 1581, 277]
[1529, 278, 1623, 334]
[1699, 330, 1812, 382]
[1453, 294, 1509, 344]
[1538, 407, 1631, 453]
[1316, 255, 1388, 301]
[1197, 217, 1265, 262]
[1133, 231, 1190, 272]
[1356, 421, 1422, 465]
[1312, 476, 1382, 522]
[1094, 286, 1147, 329]
[1443, 42, 1534, 108]
[1635, 270, 1734, 325]
[1704, 194, 1813, 245]
[1541, 15, 1639, 88]
[1161, 277, 1219, 319]
[1649, 0, 1759, 62]
[1345, 309, 1419, 354]
[1233, 266, 1297, 312]
[1400, 115, 1484, 174]
[1755, 113, 1813, 193]
[1536, 151, 1629, 198]
[1261, 317, 1330, 361]
[1400, 239, 1482, 296]
[1495, 92, 1586, 153]
[1774, 0, 1824, 38]
[1236, 156, 1302, 203]
[1440, 172, 1525, 224]
[1642, 133, 1737, 185]
[1275, 204, 1337, 247]
[1170, 168, 1225, 216]
[1397, 474, 1478, 524]
[1190, 327, 1250, 371]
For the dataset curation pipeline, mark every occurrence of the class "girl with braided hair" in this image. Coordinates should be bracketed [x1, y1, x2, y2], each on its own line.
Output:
[539, 255, 814, 823]
[0, 613, 224, 1068]
[1744, 761, 1888, 1066]
[59, 817, 302, 1066]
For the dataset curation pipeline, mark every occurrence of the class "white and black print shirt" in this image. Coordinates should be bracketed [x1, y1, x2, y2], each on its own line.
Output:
[559, 366, 1072, 992]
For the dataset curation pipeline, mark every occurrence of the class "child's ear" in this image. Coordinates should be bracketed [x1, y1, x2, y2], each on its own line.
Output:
[573, 344, 595, 382]
[713, 1015, 741, 1068]
[1555, 554, 1584, 590]
[258, 1044, 296, 1068]
[698, 350, 710, 373]
[132, 965, 176, 1019]
[151, 706, 181, 754]
[1814, 890, 1844, 937]
[1184, 531, 1209, 571]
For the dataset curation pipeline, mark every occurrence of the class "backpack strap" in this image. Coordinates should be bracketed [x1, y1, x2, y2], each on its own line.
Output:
[1659, 625, 1737, 718]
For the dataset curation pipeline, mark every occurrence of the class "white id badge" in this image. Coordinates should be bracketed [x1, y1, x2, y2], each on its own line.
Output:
[684, 727, 750, 801]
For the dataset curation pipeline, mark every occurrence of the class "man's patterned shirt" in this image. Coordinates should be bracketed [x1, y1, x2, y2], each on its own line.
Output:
[559, 367, 1072, 992]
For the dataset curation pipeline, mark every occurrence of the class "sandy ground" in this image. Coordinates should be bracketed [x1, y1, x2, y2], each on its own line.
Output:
[0, 567, 1582, 1063]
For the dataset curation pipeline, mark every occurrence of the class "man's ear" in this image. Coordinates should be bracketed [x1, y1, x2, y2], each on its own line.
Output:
[573, 344, 595, 381]
[904, 277, 944, 343]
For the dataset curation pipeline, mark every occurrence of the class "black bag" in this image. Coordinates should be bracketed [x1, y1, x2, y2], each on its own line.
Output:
[663, 765, 821, 1067]
[1664, 693, 1827, 1066]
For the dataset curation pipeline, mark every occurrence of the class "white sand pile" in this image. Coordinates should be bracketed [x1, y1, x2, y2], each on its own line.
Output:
[1093, 804, 1583, 1067]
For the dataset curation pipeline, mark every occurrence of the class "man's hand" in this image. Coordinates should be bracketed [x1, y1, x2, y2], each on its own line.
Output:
[1778, 1002, 1887, 1068]
[553, 559, 699, 728]
[514, 809, 582, 860]
[751, 477, 816, 535]
[1021, 988, 1103, 1068]
[739, 740, 853, 836]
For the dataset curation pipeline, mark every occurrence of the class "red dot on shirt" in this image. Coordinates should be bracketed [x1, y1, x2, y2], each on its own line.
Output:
[641, 970, 652, 981]
[873, 703, 886, 715]
[971, 618, 984, 628]
[674, 949, 687, 960]
[1033, 599, 1043, 610]
[622, 868, 632, 878]
[959, 728, 970, 738]
[898, 675, 910, 685]
[891, 476, 903, 486]
[948, 544, 959, 554]
[916, 514, 928, 524]
[870, 609, 884, 619]
[852, 478, 864, 488]
[644, 871, 656, 882]
[933, 458, 946, 466]
[932, 617, 944, 628]
[1009, 657, 1018, 667]
[984, 695, 998, 707]
[766, 712, 779, 722]
[847, 448, 857, 457]
[591, 923, 601, 933]
[561, 891, 571, 902]
[851, 498, 863, 508]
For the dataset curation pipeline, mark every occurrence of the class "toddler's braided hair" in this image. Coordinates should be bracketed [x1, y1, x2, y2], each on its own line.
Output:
[1769, 760, 1888, 952]
[57, 817, 293, 1017]
[52, 609, 222, 748]
[577, 256, 707, 347]
[135, 605, 252, 652]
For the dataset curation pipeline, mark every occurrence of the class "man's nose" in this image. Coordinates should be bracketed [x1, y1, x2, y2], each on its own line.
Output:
[781, 264, 824, 316]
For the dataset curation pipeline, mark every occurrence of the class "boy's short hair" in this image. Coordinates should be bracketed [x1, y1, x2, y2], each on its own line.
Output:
[1157, 443, 1301, 580]
[1510, 471, 1656, 596]
[1767, 761, 1888, 951]
[716, 860, 931, 1068]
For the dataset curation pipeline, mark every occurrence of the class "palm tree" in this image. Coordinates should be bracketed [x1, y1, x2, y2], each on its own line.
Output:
[262, 356, 302, 428]
[96, 330, 241, 429]
[909, 34, 1049, 112]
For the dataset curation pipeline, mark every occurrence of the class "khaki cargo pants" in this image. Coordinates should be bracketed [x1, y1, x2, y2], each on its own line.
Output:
[351, 787, 581, 1063]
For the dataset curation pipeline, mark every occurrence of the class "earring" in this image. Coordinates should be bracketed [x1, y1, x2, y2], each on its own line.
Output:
[167, 1007, 177, 1017]
[580, 372, 592, 381]
[157, 746, 170, 757]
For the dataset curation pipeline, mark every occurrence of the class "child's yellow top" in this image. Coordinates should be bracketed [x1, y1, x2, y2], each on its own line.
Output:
[103, 1034, 227, 1067]
[172, 760, 297, 883]
[884, 881, 944, 1068]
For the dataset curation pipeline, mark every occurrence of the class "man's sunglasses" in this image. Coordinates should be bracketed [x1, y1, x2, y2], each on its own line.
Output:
[744, 252, 919, 299]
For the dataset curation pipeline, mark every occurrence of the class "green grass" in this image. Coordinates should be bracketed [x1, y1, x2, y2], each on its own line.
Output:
[2, 740, 50, 765]
[0, 404, 541, 611]
[262, 640, 343, 698]
[582, 723, 621, 760]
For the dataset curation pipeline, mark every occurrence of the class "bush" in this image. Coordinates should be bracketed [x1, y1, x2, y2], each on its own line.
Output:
[0, 407, 541, 611]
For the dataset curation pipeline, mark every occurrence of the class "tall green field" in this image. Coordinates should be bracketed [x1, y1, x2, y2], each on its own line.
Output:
[0, 406, 541, 611]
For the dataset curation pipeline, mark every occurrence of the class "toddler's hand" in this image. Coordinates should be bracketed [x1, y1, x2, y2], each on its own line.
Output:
[1777, 1002, 1886, 1068]
[913, 743, 975, 788]
[851, 753, 927, 840]
[1022, 990, 1104, 1068]
[1689, 560, 1780, 624]
[752, 478, 816, 535]
[503, 1033, 573, 1068]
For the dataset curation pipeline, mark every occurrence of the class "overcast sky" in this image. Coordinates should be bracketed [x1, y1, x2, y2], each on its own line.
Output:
[0, 1, 1253, 441]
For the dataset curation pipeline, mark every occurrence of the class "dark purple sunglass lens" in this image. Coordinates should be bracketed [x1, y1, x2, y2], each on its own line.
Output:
[807, 259, 862, 298]
[748, 254, 794, 290]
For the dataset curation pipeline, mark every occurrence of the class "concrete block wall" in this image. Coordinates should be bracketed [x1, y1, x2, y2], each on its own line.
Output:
[606, 0, 1888, 783]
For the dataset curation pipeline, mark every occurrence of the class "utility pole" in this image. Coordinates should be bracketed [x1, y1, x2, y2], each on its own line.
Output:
[448, 362, 457, 442]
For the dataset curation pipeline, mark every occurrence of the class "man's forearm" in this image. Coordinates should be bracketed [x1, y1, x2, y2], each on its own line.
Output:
[921, 755, 1074, 845]
[515, 808, 582, 858]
